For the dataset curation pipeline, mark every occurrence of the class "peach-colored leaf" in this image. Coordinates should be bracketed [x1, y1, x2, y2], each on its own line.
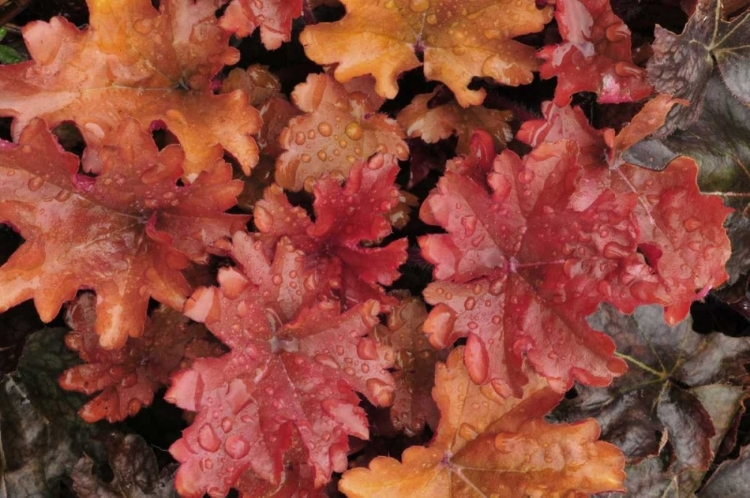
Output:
[339, 348, 625, 497]
[277, 73, 408, 191]
[300, 0, 553, 107]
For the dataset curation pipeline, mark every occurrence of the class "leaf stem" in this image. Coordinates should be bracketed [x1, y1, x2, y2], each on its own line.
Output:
[614, 352, 665, 378]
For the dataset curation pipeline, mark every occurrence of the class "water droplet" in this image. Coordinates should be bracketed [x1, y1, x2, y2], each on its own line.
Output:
[272, 275, 283, 285]
[224, 434, 250, 459]
[198, 424, 221, 452]
[459, 423, 479, 441]
[120, 373, 138, 388]
[409, 0, 429, 12]
[461, 216, 477, 237]
[491, 315, 501, 324]
[301, 153, 311, 163]
[317, 150, 327, 161]
[55, 189, 72, 202]
[605, 22, 629, 42]
[336, 345, 345, 356]
[28, 176, 44, 191]
[464, 297, 476, 310]
[127, 398, 142, 416]
[295, 132, 306, 145]
[318, 122, 333, 137]
[344, 366, 356, 376]
[344, 122, 363, 141]
[517, 169, 535, 184]
[602, 242, 630, 259]
[683, 217, 702, 232]
[221, 417, 233, 433]
[314, 354, 339, 369]
[357, 338, 379, 360]
[202, 457, 214, 469]
[132, 17, 154, 35]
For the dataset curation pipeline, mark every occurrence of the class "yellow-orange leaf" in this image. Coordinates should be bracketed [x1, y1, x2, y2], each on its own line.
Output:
[300, 0, 553, 107]
[339, 348, 625, 497]
[0, 0, 261, 178]
[397, 90, 513, 154]
[276, 73, 408, 191]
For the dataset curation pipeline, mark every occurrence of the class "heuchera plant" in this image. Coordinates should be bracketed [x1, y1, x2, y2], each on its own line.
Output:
[0, 0, 740, 496]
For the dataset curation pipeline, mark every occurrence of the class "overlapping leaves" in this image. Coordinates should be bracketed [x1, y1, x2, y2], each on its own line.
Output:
[0, 119, 248, 348]
[339, 348, 625, 497]
[166, 232, 395, 496]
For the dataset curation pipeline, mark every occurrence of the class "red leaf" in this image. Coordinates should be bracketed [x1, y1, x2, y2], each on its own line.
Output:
[538, 0, 653, 105]
[255, 154, 408, 307]
[519, 99, 732, 323]
[220, 0, 303, 49]
[59, 293, 218, 423]
[420, 138, 637, 397]
[166, 233, 395, 496]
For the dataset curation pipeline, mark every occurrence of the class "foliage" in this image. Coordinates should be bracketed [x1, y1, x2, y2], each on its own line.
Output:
[0, 0, 748, 496]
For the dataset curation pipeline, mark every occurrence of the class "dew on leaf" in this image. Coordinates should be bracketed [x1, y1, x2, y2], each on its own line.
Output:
[344, 122, 363, 140]
[225, 435, 250, 459]
[198, 424, 221, 452]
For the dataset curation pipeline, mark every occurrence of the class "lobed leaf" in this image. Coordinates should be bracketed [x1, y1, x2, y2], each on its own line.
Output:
[276, 73, 408, 192]
[339, 348, 625, 497]
[0, 0, 261, 177]
[256, 154, 409, 307]
[166, 233, 395, 496]
[0, 119, 248, 348]
[59, 293, 218, 422]
[300, 0, 553, 107]
[539, 0, 653, 106]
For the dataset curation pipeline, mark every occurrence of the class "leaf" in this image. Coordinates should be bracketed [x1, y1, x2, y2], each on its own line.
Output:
[622, 76, 750, 284]
[0, 327, 103, 497]
[538, 0, 653, 106]
[276, 73, 408, 192]
[166, 232, 395, 496]
[0, 0, 261, 177]
[59, 293, 218, 423]
[646, 0, 750, 136]
[419, 137, 638, 397]
[371, 293, 439, 436]
[700, 443, 750, 497]
[518, 99, 731, 325]
[300, 0, 553, 107]
[0, 119, 248, 349]
[338, 347, 625, 497]
[554, 304, 750, 472]
[397, 89, 512, 155]
[71, 432, 176, 498]
[255, 154, 408, 307]
[219, 0, 303, 49]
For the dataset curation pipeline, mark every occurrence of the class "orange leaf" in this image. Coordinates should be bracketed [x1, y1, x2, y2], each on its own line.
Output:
[300, 0, 553, 107]
[0, 119, 248, 349]
[0, 0, 261, 177]
[339, 348, 625, 497]
[397, 90, 513, 154]
[277, 73, 408, 191]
